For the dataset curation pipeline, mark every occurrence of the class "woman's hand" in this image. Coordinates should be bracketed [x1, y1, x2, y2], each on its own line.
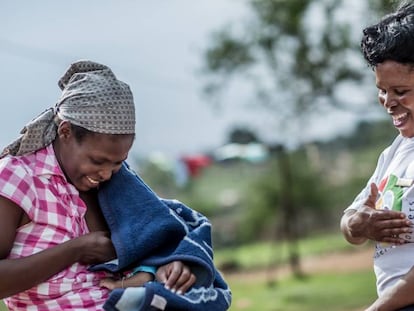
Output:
[342, 183, 412, 244]
[74, 231, 116, 264]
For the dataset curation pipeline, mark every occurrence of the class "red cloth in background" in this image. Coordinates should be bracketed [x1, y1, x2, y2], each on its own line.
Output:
[181, 155, 212, 178]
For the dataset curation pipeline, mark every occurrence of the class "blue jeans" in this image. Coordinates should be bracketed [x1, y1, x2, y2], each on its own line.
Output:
[398, 306, 414, 311]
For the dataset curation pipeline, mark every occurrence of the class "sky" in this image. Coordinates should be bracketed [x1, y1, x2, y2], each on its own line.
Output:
[0, 1, 382, 160]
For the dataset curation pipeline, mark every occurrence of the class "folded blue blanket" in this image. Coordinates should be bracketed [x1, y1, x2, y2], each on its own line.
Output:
[91, 162, 232, 310]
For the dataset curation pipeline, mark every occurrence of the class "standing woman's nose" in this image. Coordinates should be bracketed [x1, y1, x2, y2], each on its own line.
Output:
[379, 91, 397, 109]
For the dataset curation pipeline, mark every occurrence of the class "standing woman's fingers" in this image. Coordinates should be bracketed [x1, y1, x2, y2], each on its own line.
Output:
[363, 183, 379, 209]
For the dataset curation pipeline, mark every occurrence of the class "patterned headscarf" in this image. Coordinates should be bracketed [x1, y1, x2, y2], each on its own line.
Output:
[0, 60, 136, 158]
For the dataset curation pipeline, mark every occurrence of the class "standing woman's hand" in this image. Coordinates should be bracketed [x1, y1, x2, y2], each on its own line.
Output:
[156, 261, 196, 295]
[342, 183, 412, 244]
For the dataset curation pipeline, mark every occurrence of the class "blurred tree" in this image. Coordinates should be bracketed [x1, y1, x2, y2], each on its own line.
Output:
[241, 146, 329, 278]
[201, 0, 393, 277]
[368, 0, 397, 14]
[228, 126, 260, 144]
[139, 160, 178, 198]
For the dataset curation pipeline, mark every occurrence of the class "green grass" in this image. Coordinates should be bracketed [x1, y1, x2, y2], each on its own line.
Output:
[228, 269, 376, 311]
[0, 301, 6, 311]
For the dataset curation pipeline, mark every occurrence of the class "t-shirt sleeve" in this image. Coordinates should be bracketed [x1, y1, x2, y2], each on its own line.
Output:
[345, 147, 388, 212]
[0, 156, 37, 218]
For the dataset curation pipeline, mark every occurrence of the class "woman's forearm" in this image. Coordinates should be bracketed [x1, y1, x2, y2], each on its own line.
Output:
[0, 238, 81, 299]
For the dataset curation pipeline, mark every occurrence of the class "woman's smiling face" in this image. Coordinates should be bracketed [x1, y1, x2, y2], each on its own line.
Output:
[376, 60, 414, 138]
[55, 121, 135, 191]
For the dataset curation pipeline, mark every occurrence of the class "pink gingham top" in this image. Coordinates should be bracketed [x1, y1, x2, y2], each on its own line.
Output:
[0, 144, 109, 310]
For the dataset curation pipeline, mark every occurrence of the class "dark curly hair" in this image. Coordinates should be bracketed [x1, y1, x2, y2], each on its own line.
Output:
[361, 1, 414, 68]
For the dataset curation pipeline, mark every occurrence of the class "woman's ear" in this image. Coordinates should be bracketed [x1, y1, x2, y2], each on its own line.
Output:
[56, 121, 72, 141]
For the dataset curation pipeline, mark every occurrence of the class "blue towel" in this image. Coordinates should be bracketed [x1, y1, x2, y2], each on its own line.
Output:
[91, 162, 232, 311]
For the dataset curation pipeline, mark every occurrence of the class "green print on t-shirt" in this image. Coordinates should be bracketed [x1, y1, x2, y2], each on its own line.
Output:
[378, 174, 404, 212]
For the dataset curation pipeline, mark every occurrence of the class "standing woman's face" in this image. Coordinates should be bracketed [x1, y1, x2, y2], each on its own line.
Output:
[376, 60, 414, 138]
[54, 122, 135, 191]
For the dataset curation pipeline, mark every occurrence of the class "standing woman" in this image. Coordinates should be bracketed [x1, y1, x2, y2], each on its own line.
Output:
[340, 1, 414, 310]
[0, 60, 194, 310]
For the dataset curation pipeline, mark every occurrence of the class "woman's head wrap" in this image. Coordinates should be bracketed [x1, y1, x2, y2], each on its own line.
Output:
[1, 60, 136, 158]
